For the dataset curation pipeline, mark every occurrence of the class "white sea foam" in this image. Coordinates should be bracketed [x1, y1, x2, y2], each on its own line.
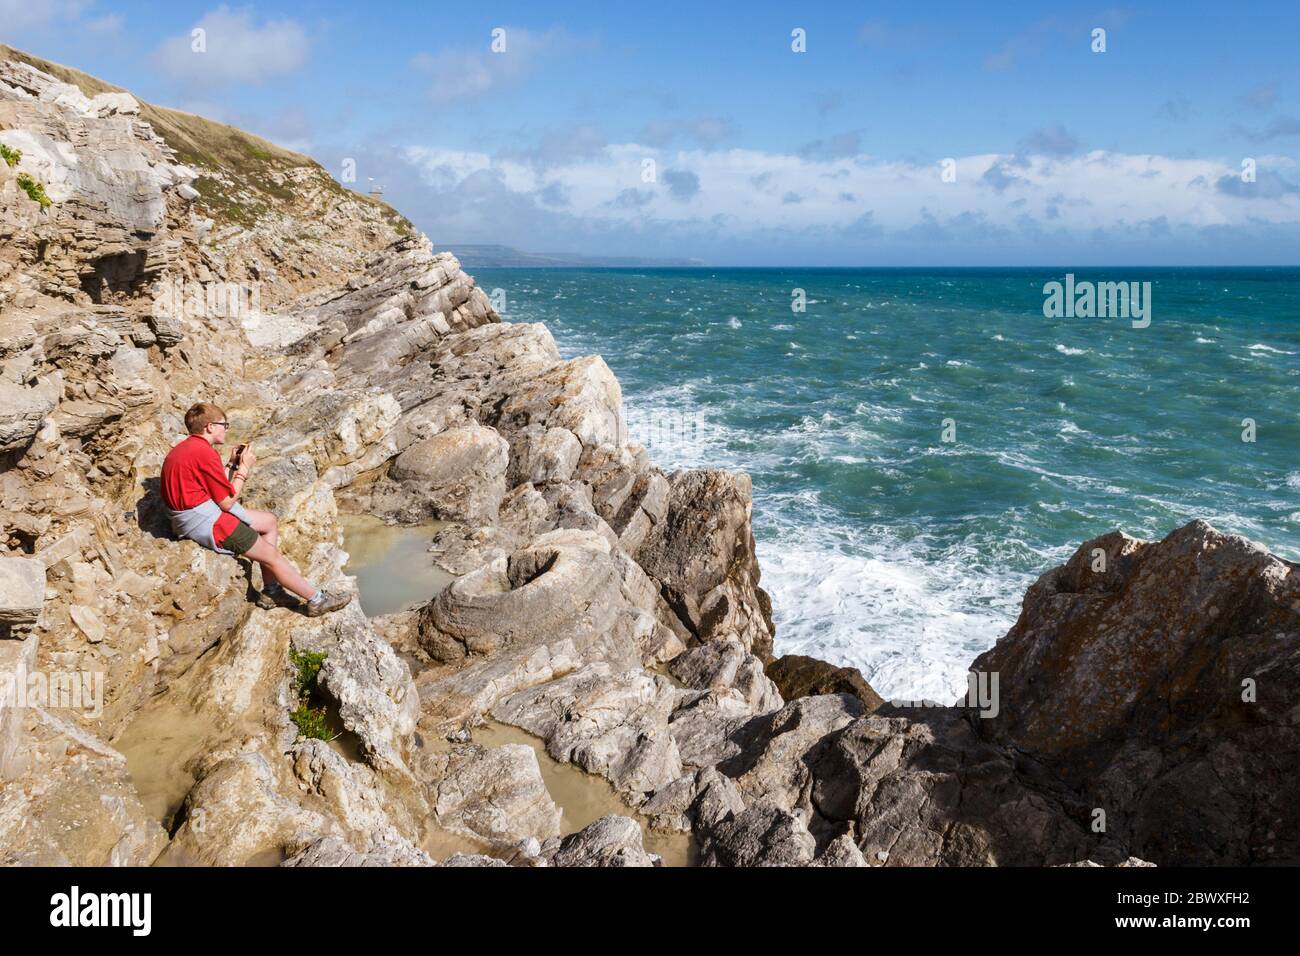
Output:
[758, 529, 1030, 703]
[1055, 344, 1087, 355]
[1247, 343, 1296, 354]
[621, 386, 1037, 703]
[854, 401, 903, 422]
[728, 316, 742, 329]
[994, 449, 1120, 493]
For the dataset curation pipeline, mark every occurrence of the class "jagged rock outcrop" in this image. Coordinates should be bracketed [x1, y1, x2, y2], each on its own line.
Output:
[0, 555, 44, 627]
[1, 44, 750, 869]
[0, 57, 186, 304]
[765, 654, 884, 712]
[1, 40, 415, 306]
[371, 423, 510, 524]
[972, 519, 1300, 865]
[0, 376, 59, 456]
[670, 639, 783, 713]
[635, 470, 776, 660]
[292, 234, 496, 366]
[538, 815, 661, 867]
[804, 705, 1103, 866]
[415, 528, 677, 668]
[698, 799, 818, 866]
[412, 741, 562, 847]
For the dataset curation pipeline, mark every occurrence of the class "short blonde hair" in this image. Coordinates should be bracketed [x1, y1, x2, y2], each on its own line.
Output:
[184, 402, 226, 435]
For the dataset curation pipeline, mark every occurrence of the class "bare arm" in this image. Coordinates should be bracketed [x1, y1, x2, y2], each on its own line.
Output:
[217, 472, 250, 510]
[216, 447, 253, 510]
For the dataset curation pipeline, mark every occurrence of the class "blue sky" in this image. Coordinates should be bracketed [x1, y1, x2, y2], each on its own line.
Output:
[4, 1, 1299, 264]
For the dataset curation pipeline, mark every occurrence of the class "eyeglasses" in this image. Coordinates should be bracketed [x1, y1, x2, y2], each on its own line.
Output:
[211, 421, 230, 428]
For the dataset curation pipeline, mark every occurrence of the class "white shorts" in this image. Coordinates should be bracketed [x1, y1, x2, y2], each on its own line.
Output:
[167, 499, 255, 555]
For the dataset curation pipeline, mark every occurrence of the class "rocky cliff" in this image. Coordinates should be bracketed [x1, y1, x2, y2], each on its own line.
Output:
[1, 47, 1295, 868]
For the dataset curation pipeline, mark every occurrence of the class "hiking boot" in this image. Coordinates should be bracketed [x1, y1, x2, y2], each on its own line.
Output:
[303, 589, 352, 617]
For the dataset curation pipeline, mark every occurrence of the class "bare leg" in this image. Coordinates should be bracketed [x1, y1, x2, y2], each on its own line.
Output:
[241, 508, 283, 590]
[243, 535, 317, 601]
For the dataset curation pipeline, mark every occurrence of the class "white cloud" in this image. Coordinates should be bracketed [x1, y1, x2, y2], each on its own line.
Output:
[400, 142, 1300, 245]
[413, 26, 594, 103]
[153, 5, 310, 87]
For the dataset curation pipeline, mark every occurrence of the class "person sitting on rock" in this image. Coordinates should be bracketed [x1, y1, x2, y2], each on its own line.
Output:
[160, 402, 351, 616]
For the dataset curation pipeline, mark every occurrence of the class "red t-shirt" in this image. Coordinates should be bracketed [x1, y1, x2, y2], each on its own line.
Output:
[161, 435, 240, 545]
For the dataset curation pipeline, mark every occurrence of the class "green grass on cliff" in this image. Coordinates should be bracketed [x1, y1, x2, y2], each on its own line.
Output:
[192, 174, 268, 229]
[0, 143, 20, 167]
[289, 647, 335, 741]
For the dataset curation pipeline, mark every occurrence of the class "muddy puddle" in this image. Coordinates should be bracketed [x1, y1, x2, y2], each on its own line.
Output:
[114, 690, 366, 866]
[112, 698, 226, 835]
[339, 512, 455, 616]
[424, 719, 698, 867]
[114, 676, 358, 832]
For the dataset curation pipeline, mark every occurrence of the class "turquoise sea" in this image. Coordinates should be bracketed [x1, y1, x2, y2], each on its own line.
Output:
[475, 267, 1300, 702]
